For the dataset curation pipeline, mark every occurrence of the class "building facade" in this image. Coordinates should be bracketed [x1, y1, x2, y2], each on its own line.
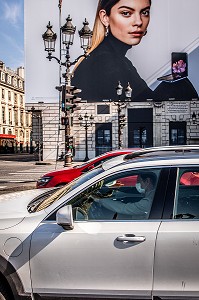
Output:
[26, 98, 199, 162]
[0, 61, 31, 153]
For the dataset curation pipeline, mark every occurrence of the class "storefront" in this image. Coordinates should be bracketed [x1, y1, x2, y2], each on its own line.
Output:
[0, 134, 16, 154]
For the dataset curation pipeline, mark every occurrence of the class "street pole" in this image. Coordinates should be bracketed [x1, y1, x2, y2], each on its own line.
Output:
[84, 122, 89, 161]
[42, 16, 92, 167]
[115, 81, 132, 149]
[78, 113, 94, 162]
[118, 103, 122, 149]
[38, 114, 41, 162]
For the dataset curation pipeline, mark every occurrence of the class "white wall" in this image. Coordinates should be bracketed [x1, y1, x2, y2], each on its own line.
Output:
[25, 0, 199, 103]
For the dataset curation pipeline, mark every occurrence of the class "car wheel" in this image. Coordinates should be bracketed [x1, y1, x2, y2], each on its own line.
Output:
[0, 283, 13, 300]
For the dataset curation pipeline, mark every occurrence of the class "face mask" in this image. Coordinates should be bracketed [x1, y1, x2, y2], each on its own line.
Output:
[136, 183, 145, 194]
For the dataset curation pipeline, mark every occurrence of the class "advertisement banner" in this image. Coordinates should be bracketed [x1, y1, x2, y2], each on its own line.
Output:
[25, 0, 199, 103]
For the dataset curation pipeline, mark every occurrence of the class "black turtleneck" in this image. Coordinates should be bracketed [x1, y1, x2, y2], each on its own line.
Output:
[72, 33, 154, 102]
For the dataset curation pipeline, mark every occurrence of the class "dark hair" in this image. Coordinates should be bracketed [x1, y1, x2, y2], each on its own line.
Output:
[139, 172, 157, 186]
[100, 0, 152, 15]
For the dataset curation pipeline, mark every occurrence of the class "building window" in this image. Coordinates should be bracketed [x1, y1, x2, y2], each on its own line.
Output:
[2, 89, 5, 99]
[13, 78, 17, 87]
[7, 75, 11, 84]
[3, 128, 5, 134]
[14, 110, 18, 125]
[8, 110, 12, 125]
[8, 91, 11, 101]
[20, 130, 24, 138]
[20, 111, 24, 125]
[133, 127, 147, 148]
[19, 80, 23, 88]
[95, 123, 112, 156]
[20, 95, 23, 105]
[8, 129, 12, 135]
[26, 114, 30, 127]
[1, 72, 5, 81]
[14, 93, 17, 104]
[97, 104, 110, 114]
[169, 122, 186, 145]
[2, 107, 5, 124]
[128, 108, 153, 148]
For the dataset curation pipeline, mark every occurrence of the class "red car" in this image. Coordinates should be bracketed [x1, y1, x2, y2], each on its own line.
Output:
[36, 149, 139, 188]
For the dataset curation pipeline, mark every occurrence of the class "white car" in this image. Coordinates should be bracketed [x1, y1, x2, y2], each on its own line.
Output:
[0, 154, 199, 299]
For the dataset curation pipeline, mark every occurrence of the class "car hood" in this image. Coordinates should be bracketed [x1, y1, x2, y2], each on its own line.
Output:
[0, 189, 50, 229]
[42, 166, 77, 177]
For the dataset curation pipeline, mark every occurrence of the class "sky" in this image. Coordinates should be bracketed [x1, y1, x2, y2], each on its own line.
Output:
[0, 0, 24, 70]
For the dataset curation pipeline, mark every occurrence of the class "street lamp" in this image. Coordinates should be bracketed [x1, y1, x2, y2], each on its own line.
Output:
[42, 15, 92, 166]
[78, 112, 94, 161]
[192, 112, 199, 125]
[115, 81, 132, 149]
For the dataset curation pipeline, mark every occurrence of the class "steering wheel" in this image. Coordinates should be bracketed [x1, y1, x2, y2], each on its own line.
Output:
[88, 200, 115, 220]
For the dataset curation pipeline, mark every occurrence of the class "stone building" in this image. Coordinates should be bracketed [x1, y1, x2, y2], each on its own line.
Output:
[0, 61, 31, 153]
[26, 96, 199, 162]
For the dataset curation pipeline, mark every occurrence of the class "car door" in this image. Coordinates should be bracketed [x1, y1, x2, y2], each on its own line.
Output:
[30, 167, 168, 299]
[153, 167, 199, 299]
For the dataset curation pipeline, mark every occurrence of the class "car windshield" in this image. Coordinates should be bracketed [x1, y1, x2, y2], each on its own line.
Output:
[27, 167, 104, 213]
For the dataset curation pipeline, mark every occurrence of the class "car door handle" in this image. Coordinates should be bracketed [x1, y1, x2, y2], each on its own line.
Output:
[117, 234, 146, 243]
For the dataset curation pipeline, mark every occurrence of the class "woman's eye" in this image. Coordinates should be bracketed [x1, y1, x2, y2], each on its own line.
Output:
[141, 9, 150, 16]
[121, 11, 131, 17]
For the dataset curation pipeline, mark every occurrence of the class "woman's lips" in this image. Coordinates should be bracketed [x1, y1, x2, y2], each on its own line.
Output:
[129, 31, 144, 37]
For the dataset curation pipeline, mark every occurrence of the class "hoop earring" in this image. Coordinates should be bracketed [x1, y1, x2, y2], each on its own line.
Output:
[105, 26, 109, 37]
[143, 30, 147, 36]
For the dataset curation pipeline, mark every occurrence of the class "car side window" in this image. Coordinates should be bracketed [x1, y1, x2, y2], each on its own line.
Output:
[72, 169, 161, 221]
[173, 168, 199, 219]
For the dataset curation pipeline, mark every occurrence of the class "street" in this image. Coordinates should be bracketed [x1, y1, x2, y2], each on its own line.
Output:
[0, 154, 67, 194]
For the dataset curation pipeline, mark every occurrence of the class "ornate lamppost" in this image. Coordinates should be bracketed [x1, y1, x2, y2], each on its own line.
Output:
[78, 112, 94, 161]
[115, 81, 132, 149]
[42, 15, 92, 166]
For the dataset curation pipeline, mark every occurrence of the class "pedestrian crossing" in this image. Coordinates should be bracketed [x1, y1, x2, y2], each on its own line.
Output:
[0, 168, 55, 183]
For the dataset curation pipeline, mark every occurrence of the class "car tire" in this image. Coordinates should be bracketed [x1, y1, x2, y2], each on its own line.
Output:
[0, 283, 13, 300]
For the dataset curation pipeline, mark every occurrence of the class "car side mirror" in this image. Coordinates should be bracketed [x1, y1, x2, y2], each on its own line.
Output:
[56, 205, 74, 230]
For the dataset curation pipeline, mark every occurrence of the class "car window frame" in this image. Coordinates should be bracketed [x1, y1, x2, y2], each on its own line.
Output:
[46, 166, 170, 222]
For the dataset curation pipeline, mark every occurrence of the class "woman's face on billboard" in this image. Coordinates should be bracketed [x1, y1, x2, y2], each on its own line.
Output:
[100, 0, 151, 46]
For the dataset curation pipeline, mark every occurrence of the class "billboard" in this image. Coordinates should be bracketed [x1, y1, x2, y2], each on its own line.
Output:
[25, 0, 199, 103]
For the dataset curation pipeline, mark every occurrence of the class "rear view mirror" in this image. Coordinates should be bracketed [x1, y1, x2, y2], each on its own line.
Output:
[56, 205, 74, 230]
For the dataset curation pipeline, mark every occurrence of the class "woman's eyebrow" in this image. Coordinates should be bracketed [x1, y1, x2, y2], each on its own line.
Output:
[118, 5, 151, 11]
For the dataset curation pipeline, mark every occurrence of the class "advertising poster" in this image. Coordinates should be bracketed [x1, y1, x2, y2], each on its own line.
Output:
[25, 0, 199, 103]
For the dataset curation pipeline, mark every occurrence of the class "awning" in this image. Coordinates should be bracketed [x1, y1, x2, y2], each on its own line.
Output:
[0, 134, 16, 139]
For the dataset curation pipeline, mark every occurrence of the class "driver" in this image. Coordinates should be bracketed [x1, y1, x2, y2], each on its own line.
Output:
[94, 172, 157, 219]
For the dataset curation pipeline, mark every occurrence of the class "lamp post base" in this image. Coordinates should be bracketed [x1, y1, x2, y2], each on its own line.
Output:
[64, 152, 72, 167]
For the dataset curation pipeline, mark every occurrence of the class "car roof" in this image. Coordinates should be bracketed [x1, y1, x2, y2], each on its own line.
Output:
[124, 145, 199, 160]
[102, 145, 199, 171]
[107, 155, 199, 173]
